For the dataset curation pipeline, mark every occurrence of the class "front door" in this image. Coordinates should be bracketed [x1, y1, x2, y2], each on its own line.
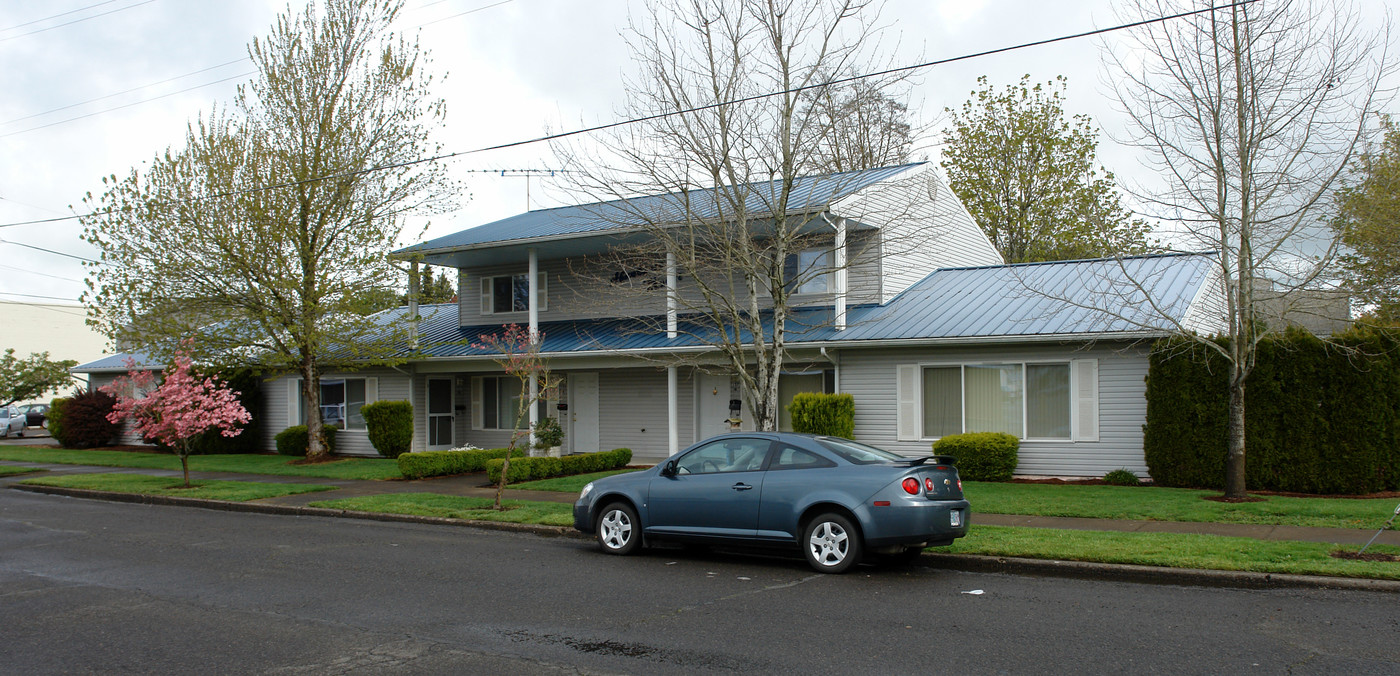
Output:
[697, 373, 748, 440]
[427, 377, 454, 450]
[570, 372, 599, 453]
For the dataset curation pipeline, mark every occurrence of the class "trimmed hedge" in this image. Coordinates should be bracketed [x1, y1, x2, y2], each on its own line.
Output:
[55, 389, 119, 449]
[362, 400, 413, 459]
[486, 448, 633, 484]
[46, 397, 70, 446]
[932, 432, 1019, 482]
[1145, 328, 1400, 494]
[274, 424, 339, 457]
[787, 392, 855, 439]
[396, 447, 525, 480]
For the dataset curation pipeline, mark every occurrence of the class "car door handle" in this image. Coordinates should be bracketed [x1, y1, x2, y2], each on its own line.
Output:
[732, 483, 754, 491]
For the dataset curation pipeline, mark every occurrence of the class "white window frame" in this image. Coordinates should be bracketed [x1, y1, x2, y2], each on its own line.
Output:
[784, 248, 833, 296]
[896, 359, 1096, 443]
[479, 272, 548, 315]
[289, 376, 378, 431]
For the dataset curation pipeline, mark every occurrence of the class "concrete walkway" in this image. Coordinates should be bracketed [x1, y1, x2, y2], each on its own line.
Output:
[4, 458, 1397, 547]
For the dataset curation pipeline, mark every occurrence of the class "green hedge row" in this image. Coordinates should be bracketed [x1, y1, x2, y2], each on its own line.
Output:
[486, 448, 633, 484]
[787, 392, 854, 439]
[396, 447, 525, 480]
[1144, 328, 1400, 494]
[932, 432, 1019, 482]
[274, 425, 338, 456]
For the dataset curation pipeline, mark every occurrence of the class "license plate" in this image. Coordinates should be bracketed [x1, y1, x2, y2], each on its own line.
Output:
[950, 510, 962, 527]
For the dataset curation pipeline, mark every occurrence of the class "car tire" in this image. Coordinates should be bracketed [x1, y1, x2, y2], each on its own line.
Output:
[802, 512, 862, 574]
[14, 427, 22, 438]
[596, 502, 642, 556]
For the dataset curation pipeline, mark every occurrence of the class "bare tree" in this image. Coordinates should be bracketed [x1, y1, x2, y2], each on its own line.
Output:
[1100, 0, 1391, 497]
[554, 0, 924, 431]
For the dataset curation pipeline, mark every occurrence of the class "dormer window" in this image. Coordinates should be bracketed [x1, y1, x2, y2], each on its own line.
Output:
[783, 248, 832, 295]
[480, 273, 548, 314]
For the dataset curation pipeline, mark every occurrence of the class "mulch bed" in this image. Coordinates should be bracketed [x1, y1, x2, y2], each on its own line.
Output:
[1011, 477, 1400, 500]
[1331, 550, 1400, 563]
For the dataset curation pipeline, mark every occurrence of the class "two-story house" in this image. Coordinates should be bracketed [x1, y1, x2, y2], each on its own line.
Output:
[76, 162, 1223, 477]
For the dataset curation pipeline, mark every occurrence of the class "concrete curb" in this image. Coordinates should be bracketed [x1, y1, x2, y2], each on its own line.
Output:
[12, 484, 1400, 593]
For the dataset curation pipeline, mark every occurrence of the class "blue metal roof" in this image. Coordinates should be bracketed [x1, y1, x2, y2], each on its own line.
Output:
[397, 163, 924, 255]
[72, 351, 160, 373]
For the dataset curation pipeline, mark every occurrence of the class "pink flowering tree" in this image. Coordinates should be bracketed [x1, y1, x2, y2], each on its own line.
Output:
[474, 324, 559, 510]
[104, 346, 252, 487]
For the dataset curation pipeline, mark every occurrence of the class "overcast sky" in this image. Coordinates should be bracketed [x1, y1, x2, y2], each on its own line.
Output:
[0, 0, 1390, 308]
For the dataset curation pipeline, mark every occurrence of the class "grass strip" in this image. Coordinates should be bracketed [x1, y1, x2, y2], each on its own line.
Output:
[0, 447, 401, 480]
[20, 473, 336, 502]
[965, 481, 1400, 530]
[512, 468, 644, 492]
[945, 524, 1400, 580]
[310, 493, 574, 526]
[0, 465, 45, 477]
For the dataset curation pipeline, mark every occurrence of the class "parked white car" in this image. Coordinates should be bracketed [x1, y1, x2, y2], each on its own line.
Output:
[0, 405, 25, 438]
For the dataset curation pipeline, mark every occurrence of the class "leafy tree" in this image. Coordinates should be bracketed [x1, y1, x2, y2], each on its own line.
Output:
[1333, 115, 1400, 324]
[1101, 0, 1390, 498]
[105, 347, 251, 487]
[941, 75, 1153, 263]
[0, 350, 76, 407]
[81, 0, 455, 460]
[473, 324, 558, 510]
[799, 74, 914, 174]
[403, 264, 456, 305]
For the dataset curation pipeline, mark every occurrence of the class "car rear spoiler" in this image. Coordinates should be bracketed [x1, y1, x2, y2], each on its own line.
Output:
[899, 455, 957, 467]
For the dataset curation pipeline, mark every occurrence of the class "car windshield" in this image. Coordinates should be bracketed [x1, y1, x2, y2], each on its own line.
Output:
[815, 438, 905, 465]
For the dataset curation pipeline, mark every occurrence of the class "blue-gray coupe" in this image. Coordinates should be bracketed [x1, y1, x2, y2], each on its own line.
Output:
[573, 432, 970, 573]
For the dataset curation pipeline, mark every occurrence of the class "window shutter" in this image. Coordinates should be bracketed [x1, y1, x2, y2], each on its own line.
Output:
[1072, 359, 1099, 442]
[471, 376, 483, 430]
[365, 377, 378, 405]
[479, 277, 492, 315]
[537, 272, 548, 312]
[896, 364, 920, 441]
[287, 378, 300, 427]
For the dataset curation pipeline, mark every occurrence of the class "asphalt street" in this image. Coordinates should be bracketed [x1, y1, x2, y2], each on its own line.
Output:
[2, 488, 1398, 675]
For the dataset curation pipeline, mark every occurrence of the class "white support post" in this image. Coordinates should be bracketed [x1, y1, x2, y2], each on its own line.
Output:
[528, 247, 539, 450]
[835, 217, 847, 330]
[408, 260, 420, 349]
[667, 366, 679, 455]
[666, 252, 677, 339]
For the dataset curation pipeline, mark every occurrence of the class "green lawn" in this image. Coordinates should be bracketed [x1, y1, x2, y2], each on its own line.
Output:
[965, 481, 1400, 530]
[20, 473, 337, 502]
[0, 447, 402, 480]
[310, 493, 575, 526]
[512, 468, 644, 492]
[945, 524, 1400, 580]
[0, 465, 44, 477]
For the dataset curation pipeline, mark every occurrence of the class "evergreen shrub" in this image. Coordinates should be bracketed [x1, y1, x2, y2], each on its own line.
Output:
[932, 432, 1019, 481]
[361, 400, 413, 459]
[486, 447, 633, 484]
[274, 424, 338, 456]
[1102, 469, 1142, 486]
[186, 368, 263, 454]
[787, 392, 855, 439]
[57, 389, 119, 449]
[396, 447, 523, 479]
[46, 397, 70, 446]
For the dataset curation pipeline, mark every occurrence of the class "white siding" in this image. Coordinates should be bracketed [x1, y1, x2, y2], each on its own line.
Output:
[263, 369, 411, 457]
[839, 341, 1150, 477]
[88, 373, 150, 446]
[1182, 265, 1228, 335]
[831, 165, 1003, 303]
[595, 367, 695, 463]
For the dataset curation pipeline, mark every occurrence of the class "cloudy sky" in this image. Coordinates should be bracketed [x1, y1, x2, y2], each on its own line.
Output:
[0, 0, 1388, 309]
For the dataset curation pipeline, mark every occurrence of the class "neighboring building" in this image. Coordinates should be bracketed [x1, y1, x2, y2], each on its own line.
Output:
[74, 163, 1224, 477]
[0, 300, 113, 402]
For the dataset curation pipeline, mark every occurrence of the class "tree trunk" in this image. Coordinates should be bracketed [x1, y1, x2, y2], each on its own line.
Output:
[300, 359, 326, 460]
[1224, 374, 1247, 499]
[180, 446, 191, 488]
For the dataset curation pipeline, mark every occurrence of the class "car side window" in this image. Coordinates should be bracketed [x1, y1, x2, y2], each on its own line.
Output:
[770, 445, 836, 471]
[675, 439, 771, 475]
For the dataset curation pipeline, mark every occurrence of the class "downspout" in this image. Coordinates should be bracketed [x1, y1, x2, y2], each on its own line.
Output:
[820, 213, 847, 331]
[528, 247, 539, 450]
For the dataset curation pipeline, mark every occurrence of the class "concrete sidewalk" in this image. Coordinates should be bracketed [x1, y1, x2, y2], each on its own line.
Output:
[4, 459, 1397, 547]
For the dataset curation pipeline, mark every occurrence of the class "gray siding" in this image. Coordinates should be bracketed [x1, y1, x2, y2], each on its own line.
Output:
[838, 341, 1150, 477]
[596, 367, 695, 463]
[263, 369, 412, 457]
[88, 372, 149, 446]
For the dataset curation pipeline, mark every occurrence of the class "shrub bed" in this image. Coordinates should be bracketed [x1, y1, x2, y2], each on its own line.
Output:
[46, 397, 70, 445]
[55, 390, 118, 449]
[362, 400, 413, 459]
[932, 432, 1018, 482]
[274, 424, 339, 457]
[397, 447, 524, 480]
[486, 448, 633, 484]
[787, 392, 855, 439]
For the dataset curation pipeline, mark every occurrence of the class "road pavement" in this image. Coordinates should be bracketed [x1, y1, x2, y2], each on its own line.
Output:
[2, 488, 1398, 674]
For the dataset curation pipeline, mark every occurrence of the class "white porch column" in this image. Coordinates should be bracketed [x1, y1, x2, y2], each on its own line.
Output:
[528, 247, 539, 449]
[666, 252, 677, 338]
[667, 366, 679, 455]
[834, 216, 847, 330]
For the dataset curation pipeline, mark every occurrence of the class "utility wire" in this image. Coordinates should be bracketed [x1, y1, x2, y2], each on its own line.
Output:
[0, 238, 100, 263]
[0, 290, 82, 302]
[1, 57, 251, 127]
[0, 0, 156, 43]
[0, 263, 83, 283]
[0, 0, 122, 32]
[0, 0, 1257, 231]
[0, 71, 254, 139]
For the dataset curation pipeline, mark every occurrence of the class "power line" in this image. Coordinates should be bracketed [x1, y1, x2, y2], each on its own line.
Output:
[0, 263, 83, 283]
[0, 238, 100, 263]
[0, 0, 1256, 231]
[416, 0, 513, 28]
[1, 57, 252, 127]
[0, 71, 254, 139]
[0, 298, 88, 317]
[0, 290, 81, 302]
[0, 0, 156, 43]
[0, 0, 122, 32]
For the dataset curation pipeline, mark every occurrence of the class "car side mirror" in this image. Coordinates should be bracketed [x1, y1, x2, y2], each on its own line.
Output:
[662, 460, 678, 476]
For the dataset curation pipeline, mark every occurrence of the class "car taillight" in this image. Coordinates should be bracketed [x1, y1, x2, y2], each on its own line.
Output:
[925, 477, 935, 491]
[902, 477, 920, 494]
[957, 477, 963, 491]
